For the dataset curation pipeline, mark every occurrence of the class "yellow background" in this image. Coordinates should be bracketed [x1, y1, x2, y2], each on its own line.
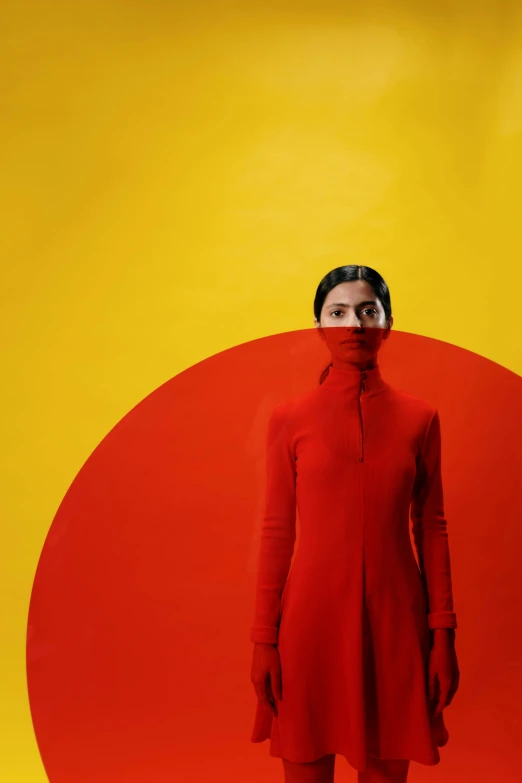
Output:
[2, 0, 521, 777]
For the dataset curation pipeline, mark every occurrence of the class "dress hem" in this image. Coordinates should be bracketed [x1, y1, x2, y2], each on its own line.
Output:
[250, 736, 441, 773]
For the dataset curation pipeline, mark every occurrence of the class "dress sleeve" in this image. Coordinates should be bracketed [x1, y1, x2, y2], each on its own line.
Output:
[410, 408, 457, 630]
[250, 402, 297, 644]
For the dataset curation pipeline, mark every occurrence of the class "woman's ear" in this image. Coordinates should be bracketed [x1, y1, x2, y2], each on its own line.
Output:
[383, 315, 393, 339]
[314, 318, 326, 341]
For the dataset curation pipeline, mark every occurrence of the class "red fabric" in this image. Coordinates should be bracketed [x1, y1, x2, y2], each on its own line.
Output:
[250, 362, 456, 772]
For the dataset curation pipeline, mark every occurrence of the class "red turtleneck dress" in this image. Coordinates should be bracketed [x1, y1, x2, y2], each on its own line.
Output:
[250, 363, 457, 772]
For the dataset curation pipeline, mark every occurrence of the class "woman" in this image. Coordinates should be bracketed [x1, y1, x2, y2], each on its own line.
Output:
[249, 265, 460, 783]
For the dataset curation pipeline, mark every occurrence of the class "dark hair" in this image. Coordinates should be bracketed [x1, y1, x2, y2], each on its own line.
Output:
[314, 265, 392, 384]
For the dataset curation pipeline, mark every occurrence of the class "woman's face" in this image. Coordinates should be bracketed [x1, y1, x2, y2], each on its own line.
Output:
[314, 280, 393, 364]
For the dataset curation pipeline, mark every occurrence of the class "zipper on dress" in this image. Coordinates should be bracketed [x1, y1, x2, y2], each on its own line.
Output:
[358, 370, 366, 462]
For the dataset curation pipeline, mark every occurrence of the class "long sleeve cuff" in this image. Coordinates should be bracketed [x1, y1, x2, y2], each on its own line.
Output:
[428, 611, 457, 629]
[250, 626, 279, 644]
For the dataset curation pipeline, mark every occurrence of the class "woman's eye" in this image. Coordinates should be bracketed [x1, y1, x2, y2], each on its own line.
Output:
[362, 309, 377, 317]
[331, 310, 343, 317]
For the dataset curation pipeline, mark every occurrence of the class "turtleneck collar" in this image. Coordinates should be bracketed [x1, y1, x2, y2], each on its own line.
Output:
[320, 363, 390, 398]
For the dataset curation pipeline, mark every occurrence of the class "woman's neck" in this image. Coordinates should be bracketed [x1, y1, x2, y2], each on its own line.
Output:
[331, 355, 378, 372]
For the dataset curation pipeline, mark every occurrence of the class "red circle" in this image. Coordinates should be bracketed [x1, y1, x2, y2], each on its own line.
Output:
[27, 330, 522, 781]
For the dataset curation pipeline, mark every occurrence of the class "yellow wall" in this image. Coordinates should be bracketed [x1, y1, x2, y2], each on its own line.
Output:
[1, 1, 521, 777]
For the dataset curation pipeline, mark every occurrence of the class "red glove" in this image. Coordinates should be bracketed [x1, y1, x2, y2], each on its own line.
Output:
[428, 631, 460, 718]
[251, 642, 282, 718]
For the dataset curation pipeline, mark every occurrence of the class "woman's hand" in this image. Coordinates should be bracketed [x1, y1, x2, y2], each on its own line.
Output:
[251, 642, 282, 717]
[428, 630, 460, 718]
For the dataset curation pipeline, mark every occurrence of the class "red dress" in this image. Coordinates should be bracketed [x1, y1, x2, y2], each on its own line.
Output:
[250, 363, 457, 772]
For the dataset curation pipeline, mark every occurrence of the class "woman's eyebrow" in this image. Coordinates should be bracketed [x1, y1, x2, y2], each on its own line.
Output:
[327, 300, 378, 308]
